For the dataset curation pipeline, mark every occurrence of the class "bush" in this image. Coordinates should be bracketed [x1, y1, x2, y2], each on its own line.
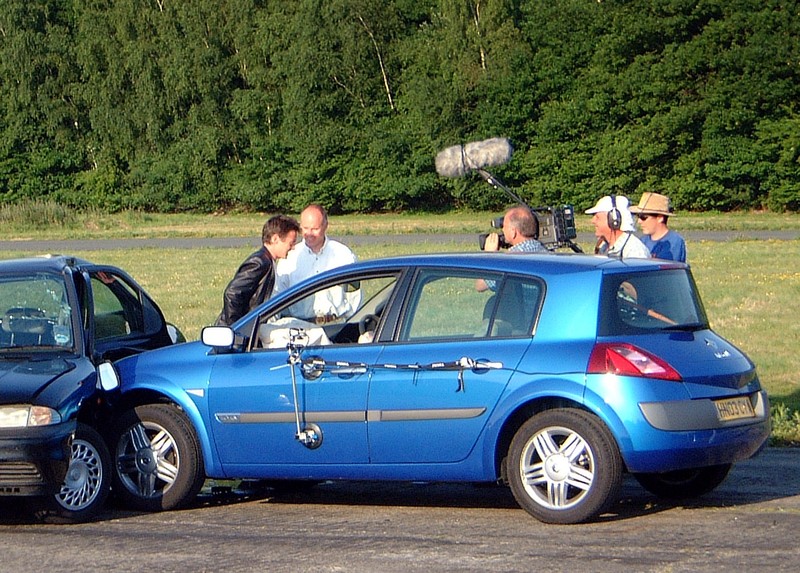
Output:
[770, 403, 800, 447]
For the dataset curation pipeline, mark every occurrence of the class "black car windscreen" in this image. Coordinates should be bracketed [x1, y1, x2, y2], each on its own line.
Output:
[0, 273, 74, 349]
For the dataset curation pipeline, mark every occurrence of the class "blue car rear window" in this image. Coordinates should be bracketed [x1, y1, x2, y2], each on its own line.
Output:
[598, 269, 709, 336]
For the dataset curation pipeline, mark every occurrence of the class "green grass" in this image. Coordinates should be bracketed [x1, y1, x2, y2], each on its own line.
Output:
[2, 200, 800, 240]
[689, 240, 800, 410]
[1, 207, 798, 445]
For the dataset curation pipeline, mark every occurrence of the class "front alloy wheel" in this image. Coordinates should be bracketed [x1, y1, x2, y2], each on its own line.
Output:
[507, 409, 622, 524]
[113, 404, 204, 512]
[44, 424, 111, 523]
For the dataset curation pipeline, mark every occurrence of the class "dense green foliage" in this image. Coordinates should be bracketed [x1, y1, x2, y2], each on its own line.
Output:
[1, 0, 799, 214]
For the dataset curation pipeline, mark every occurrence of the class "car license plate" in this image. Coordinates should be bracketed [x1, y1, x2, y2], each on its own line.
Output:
[714, 396, 755, 421]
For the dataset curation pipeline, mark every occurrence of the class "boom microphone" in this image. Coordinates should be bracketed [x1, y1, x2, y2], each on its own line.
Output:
[435, 137, 513, 178]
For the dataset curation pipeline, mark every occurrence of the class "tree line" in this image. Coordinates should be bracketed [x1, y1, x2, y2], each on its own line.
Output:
[1, 0, 798, 214]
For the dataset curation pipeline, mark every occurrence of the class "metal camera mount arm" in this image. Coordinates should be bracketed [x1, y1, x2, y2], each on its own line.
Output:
[477, 169, 527, 205]
[285, 328, 323, 449]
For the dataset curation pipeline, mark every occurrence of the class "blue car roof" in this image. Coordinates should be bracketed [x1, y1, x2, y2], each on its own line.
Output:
[338, 251, 685, 276]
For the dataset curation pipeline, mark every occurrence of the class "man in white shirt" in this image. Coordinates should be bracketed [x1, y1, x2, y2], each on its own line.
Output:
[585, 195, 651, 259]
[274, 204, 358, 322]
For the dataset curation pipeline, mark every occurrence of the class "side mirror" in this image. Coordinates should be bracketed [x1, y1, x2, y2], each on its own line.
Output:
[96, 361, 120, 391]
[201, 326, 235, 348]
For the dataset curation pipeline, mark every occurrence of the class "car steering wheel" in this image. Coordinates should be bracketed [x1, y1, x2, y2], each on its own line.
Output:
[358, 314, 379, 335]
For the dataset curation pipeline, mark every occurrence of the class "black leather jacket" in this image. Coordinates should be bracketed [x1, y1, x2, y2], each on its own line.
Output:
[216, 247, 275, 326]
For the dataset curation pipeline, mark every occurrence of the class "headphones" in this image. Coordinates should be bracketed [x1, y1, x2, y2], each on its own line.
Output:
[607, 194, 622, 231]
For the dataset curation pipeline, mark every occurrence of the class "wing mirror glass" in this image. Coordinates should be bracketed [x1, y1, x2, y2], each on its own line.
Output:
[201, 326, 235, 348]
[97, 361, 120, 391]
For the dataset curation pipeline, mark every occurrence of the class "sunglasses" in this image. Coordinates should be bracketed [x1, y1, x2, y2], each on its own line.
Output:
[637, 214, 651, 221]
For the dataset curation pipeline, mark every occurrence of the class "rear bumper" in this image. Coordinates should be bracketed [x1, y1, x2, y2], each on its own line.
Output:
[622, 419, 770, 473]
[0, 423, 75, 496]
[622, 390, 771, 473]
[639, 390, 769, 432]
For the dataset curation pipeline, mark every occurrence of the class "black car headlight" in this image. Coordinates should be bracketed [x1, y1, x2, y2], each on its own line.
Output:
[0, 405, 62, 428]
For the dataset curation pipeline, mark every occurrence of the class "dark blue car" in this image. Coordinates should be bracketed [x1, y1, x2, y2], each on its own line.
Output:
[0, 255, 180, 522]
[103, 253, 770, 524]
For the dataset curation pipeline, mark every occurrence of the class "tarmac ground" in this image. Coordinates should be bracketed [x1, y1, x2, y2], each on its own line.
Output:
[0, 447, 798, 573]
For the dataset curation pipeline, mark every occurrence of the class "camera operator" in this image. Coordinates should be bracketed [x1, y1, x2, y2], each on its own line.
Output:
[477, 205, 548, 292]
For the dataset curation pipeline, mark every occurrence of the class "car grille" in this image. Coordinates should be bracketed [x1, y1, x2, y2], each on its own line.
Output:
[0, 462, 45, 491]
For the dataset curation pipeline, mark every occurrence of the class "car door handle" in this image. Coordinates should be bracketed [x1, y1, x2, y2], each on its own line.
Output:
[301, 356, 367, 378]
[301, 356, 325, 380]
[330, 366, 368, 375]
[455, 357, 503, 371]
[472, 360, 503, 370]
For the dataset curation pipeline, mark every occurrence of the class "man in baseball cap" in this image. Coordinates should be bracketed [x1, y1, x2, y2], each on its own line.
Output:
[629, 192, 687, 262]
[585, 195, 650, 259]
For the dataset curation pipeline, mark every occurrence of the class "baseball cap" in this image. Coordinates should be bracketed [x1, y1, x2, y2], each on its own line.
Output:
[585, 195, 635, 231]
[585, 195, 630, 214]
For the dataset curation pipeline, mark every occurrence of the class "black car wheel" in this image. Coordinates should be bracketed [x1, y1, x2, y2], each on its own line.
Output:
[113, 404, 205, 512]
[507, 408, 623, 524]
[633, 464, 732, 499]
[240, 479, 322, 495]
[42, 424, 111, 523]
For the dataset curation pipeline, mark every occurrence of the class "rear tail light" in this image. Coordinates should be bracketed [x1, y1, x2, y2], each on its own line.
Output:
[587, 343, 681, 381]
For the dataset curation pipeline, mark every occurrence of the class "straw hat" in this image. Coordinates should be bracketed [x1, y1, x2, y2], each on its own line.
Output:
[629, 192, 675, 216]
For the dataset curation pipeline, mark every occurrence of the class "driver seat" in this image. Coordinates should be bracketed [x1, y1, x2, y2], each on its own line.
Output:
[2, 307, 51, 346]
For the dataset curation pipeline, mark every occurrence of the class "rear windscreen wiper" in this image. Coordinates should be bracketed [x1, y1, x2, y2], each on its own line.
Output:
[662, 322, 706, 332]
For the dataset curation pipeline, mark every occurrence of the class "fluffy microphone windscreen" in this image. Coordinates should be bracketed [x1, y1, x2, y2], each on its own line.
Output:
[435, 137, 513, 178]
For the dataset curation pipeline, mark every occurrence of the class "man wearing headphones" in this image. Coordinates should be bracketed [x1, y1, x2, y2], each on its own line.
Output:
[585, 195, 651, 259]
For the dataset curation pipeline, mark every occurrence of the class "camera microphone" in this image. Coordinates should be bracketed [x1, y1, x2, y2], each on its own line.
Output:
[434, 137, 513, 178]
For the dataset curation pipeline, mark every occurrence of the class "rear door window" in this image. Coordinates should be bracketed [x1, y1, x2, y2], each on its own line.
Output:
[398, 270, 543, 341]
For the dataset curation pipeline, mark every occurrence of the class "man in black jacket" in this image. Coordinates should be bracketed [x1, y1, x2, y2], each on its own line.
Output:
[216, 215, 300, 326]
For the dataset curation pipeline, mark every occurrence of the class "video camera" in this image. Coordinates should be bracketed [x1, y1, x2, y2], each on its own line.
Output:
[478, 205, 579, 251]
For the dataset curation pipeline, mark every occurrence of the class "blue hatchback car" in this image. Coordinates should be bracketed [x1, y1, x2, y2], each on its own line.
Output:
[104, 253, 770, 524]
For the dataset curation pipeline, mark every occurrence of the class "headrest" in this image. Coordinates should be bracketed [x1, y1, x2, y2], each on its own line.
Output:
[2, 307, 48, 334]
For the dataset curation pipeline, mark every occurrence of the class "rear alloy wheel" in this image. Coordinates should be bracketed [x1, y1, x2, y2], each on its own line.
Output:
[634, 464, 732, 499]
[113, 404, 205, 512]
[44, 424, 111, 523]
[507, 409, 622, 524]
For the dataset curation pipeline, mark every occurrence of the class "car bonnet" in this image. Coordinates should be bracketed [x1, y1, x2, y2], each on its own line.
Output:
[0, 356, 77, 403]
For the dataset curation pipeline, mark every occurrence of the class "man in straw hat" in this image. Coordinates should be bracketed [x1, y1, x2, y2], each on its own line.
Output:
[630, 192, 687, 262]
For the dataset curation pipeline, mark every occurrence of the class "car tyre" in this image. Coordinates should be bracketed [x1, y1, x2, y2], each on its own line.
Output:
[38, 424, 112, 523]
[112, 404, 205, 512]
[507, 408, 622, 524]
[633, 464, 732, 499]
